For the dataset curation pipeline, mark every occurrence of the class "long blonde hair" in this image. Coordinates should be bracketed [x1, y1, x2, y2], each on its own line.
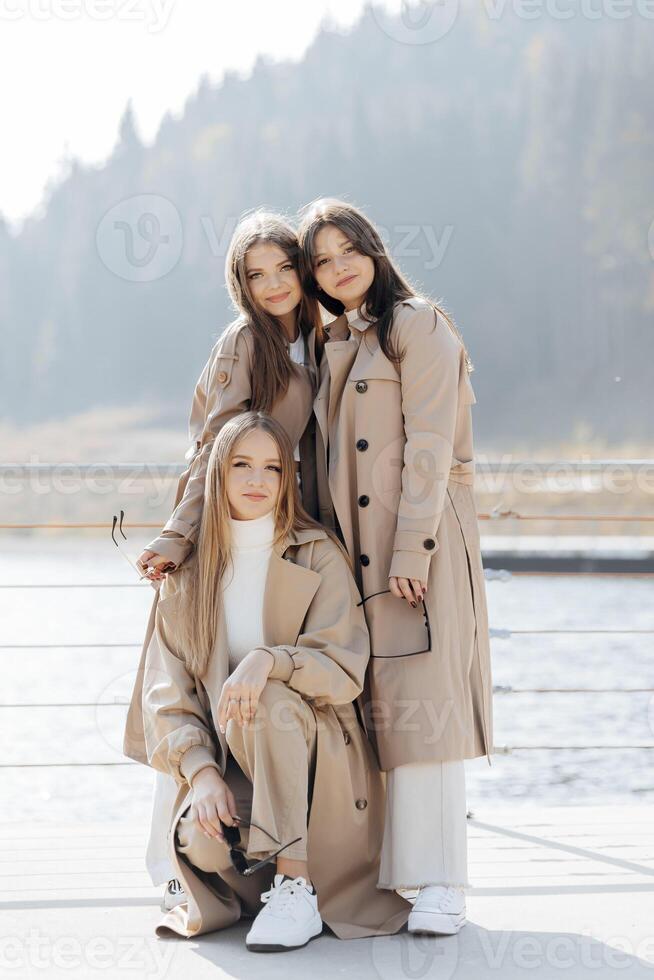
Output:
[297, 197, 473, 373]
[225, 210, 323, 412]
[172, 411, 348, 677]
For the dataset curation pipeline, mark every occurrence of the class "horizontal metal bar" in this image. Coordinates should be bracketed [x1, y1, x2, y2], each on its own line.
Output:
[2, 460, 652, 478]
[3, 515, 653, 531]
[0, 583, 144, 589]
[3, 744, 654, 767]
[3, 626, 652, 651]
[1, 687, 651, 707]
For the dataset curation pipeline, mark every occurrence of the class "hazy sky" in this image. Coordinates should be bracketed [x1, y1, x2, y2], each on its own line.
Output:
[0, 0, 372, 232]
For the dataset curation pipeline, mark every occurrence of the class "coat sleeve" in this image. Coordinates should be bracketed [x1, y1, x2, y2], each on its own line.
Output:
[141, 579, 224, 786]
[259, 540, 370, 708]
[145, 326, 253, 566]
[388, 302, 462, 584]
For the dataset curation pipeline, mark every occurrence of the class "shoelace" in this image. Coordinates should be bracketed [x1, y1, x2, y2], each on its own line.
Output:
[260, 876, 309, 914]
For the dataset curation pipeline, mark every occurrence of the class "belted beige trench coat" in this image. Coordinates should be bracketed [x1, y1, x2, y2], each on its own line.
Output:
[308, 296, 494, 771]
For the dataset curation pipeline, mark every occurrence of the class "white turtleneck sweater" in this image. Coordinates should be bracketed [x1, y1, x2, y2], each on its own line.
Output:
[223, 508, 275, 672]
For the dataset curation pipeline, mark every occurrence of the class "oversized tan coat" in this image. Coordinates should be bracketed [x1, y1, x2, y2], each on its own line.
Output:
[308, 296, 494, 771]
[124, 526, 410, 939]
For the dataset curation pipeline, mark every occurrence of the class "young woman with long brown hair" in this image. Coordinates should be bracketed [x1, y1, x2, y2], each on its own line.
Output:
[127, 210, 323, 910]
[128, 412, 409, 949]
[297, 198, 494, 936]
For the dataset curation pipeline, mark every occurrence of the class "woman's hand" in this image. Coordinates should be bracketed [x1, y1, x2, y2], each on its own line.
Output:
[190, 766, 238, 840]
[389, 576, 427, 607]
[137, 549, 176, 582]
[217, 649, 275, 733]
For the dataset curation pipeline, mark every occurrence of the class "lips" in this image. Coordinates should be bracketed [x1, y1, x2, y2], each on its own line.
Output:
[267, 291, 291, 303]
[336, 274, 357, 288]
[243, 493, 266, 500]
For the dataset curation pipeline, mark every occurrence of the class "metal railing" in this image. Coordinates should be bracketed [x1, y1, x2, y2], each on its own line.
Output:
[2, 458, 652, 767]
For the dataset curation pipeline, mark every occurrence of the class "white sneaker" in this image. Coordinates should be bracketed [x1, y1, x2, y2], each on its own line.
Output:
[407, 884, 467, 935]
[246, 873, 323, 952]
[161, 878, 186, 911]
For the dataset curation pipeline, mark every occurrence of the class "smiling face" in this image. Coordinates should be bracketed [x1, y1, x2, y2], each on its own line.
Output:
[225, 427, 282, 521]
[312, 223, 376, 311]
[244, 241, 302, 319]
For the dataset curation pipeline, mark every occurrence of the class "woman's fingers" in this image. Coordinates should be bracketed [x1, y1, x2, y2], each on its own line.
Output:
[411, 579, 425, 602]
[200, 800, 225, 839]
[398, 578, 417, 607]
[389, 576, 403, 599]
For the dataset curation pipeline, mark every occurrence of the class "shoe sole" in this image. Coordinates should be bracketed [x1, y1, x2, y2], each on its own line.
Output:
[247, 922, 323, 952]
[408, 912, 466, 935]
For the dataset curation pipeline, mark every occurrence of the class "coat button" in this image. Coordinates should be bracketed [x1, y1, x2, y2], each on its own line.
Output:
[423, 538, 436, 550]
[360, 554, 370, 566]
[355, 798, 368, 810]
[355, 381, 368, 394]
[217, 370, 228, 384]
[356, 439, 369, 452]
[358, 494, 370, 507]
[343, 732, 351, 745]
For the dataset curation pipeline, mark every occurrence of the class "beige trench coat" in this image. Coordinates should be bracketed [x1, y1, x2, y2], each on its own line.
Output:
[123, 526, 410, 939]
[309, 297, 494, 771]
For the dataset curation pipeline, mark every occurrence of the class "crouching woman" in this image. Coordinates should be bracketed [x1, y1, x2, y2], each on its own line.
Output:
[130, 411, 409, 950]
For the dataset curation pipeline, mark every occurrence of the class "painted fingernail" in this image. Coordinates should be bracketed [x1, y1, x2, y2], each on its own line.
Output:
[411, 601, 417, 608]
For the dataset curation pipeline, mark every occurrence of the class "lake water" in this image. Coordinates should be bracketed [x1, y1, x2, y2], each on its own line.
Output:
[1, 533, 652, 827]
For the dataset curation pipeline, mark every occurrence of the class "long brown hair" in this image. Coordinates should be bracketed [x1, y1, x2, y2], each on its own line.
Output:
[172, 411, 349, 677]
[225, 210, 322, 412]
[297, 198, 472, 372]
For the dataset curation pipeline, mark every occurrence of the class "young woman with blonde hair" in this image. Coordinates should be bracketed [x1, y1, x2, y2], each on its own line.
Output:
[297, 198, 494, 936]
[127, 412, 409, 949]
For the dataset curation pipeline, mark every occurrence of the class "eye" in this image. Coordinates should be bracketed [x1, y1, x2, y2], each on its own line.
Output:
[267, 465, 282, 473]
[281, 263, 294, 272]
[315, 257, 328, 268]
[247, 272, 262, 280]
[233, 461, 249, 468]
[343, 245, 355, 254]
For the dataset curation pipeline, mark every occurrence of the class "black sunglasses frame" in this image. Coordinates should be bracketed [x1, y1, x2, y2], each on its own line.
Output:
[220, 818, 302, 877]
[356, 588, 432, 658]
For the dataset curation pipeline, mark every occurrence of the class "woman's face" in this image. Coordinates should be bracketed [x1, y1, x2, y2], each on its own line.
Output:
[244, 241, 302, 319]
[312, 223, 375, 311]
[225, 428, 282, 521]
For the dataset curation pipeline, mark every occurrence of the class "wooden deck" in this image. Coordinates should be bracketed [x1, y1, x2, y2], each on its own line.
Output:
[1, 804, 652, 978]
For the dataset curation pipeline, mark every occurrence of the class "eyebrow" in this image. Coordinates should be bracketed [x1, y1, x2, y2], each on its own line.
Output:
[244, 258, 293, 272]
[232, 454, 281, 463]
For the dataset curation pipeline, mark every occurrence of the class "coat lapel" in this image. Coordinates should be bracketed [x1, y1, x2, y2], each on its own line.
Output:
[262, 531, 323, 647]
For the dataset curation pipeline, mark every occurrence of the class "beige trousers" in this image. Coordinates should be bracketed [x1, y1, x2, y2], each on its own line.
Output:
[175, 679, 318, 898]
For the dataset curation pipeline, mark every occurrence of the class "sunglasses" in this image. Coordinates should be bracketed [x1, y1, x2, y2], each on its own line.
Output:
[356, 588, 431, 658]
[110, 509, 173, 581]
[220, 817, 301, 877]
